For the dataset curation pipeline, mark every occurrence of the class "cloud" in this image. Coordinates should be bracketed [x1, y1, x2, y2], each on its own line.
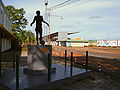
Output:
[75, 21, 83, 24]
[79, 1, 120, 10]
[61, 25, 73, 28]
[89, 16, 103, 19]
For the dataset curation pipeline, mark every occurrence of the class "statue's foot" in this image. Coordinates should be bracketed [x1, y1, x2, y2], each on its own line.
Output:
[40, 40, 45, 45]
[37, 43, 39, 45]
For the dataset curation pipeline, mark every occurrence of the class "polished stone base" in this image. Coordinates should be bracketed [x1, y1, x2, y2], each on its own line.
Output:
[24, 67, 56, 75]
[27, 45, 52, 70]
[0, 64, 90, 90]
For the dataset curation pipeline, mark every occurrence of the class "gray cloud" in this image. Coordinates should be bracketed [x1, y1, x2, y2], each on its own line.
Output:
[89, 16, 103, 19]
[61, 25, 73, 28]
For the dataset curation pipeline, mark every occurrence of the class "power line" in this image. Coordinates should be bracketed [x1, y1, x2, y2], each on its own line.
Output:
[49, 0, 73, 9]
[70, 0, 91, 9]
[55, 0, 91, 12]
[48, 0, 91, 12]
[49, 0, 81, 10]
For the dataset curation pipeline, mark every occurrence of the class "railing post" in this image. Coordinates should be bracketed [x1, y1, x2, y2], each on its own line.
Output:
[86, 51, 88, 72]
[16, 55, 19, 90]
[65, 50, 67, 68]
[0, 32, 2, 78]
[70, 52, 73, 76]
[13, 51, 16, 69]
[48, 53, 51, 82]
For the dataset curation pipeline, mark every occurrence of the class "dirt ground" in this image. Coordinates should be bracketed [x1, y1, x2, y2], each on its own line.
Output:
[52, 46, 120, 59]
[52, 46, 120, 72]
[51, 46, 120, 90]
[51, 71, 120, 90]
[51, 56, 120, 90]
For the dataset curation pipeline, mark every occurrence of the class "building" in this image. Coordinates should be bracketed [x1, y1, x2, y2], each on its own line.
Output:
[0, 0, 19, 62]
[43, 32, 79, 46]
[97, 40, 120, 47]
[66, 40, 89, 47]
[43, 32, 96, 47]
[43, 31, 120, 47]
[0, 0, 13, 51]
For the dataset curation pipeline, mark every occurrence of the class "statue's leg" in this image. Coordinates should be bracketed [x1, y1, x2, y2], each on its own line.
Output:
[38, 29, 42, 44]
[36, 31, 39, 45]
[40, 30, 42, 44]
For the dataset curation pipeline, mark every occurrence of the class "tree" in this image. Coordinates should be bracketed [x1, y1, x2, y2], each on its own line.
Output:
[6, 5, 35, 45]
[25, 30, 36, 45]
[17, 30, 36, 45]
[6, 5, 28, 32]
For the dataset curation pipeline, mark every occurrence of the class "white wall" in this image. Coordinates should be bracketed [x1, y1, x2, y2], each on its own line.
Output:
[0, 1, 12, 52]
[1, 38, 11, 52]
[97, 40, 120, 47]
[0, 0, 12, 31]
[118, 40, 120, 46]
[66, 42, 89, 47]
[58, 32, 68, 41]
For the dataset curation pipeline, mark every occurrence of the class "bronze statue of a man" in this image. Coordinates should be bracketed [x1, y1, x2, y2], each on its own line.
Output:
[30, 10, 49, 45]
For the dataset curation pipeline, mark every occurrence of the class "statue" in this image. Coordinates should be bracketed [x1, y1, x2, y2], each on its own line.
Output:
[30, 10, 49, 45]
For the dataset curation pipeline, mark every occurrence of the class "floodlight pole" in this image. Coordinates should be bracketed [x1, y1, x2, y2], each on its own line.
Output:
[45, 1, 64, 44]
[48, 10, 51, 44]
[45, 0, 51, 44]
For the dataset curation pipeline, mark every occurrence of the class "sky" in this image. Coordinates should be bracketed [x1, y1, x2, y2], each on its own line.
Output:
[2, 0, 120, 40]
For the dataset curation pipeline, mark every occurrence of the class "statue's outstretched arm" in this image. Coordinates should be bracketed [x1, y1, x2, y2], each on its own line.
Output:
[30, 16, 36, 26]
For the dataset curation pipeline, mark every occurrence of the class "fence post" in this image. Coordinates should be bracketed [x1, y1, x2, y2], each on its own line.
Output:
[65, 50, 67, 68]
[16, 55, 19, 90]
[86, 51, 88, 72]
[48, 53, 51, 82]
[13, 51, 16, 69]
[70, 52, 73, 76]
[0, 32, 2, 78]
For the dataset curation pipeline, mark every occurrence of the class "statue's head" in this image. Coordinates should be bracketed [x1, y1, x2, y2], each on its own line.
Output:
[36, 10, 40, 15]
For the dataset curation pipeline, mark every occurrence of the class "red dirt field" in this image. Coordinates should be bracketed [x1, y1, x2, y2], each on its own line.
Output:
[52, 46, 120, 75]
[51, 46, 120, 90]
